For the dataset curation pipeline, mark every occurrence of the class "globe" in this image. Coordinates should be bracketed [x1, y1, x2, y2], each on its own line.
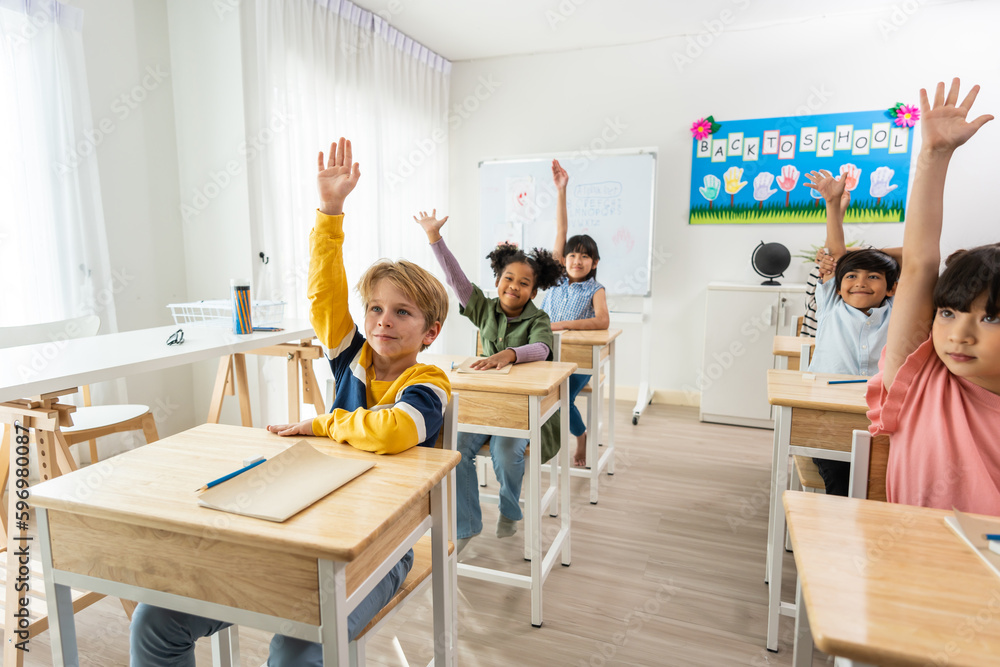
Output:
[751, 241, 791, 286]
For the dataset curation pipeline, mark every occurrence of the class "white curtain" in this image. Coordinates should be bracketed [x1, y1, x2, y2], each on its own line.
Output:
[245, 0, 451, 417]
[0, 0, 120, 333]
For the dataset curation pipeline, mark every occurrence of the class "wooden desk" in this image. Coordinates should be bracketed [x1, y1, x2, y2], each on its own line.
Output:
[764, 369, 876, 652]
[558, 329, 621, 504]
[0, 321, 314, 665]
[772, 335, 816, 371]
[785, 491, 1000, 666]
[31, 423, 460, 666]
[418, 354, 576, 627]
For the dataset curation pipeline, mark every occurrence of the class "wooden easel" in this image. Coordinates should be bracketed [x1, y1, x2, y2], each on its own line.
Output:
[207, 339, 326, 426]
[0, 392, 126, 667]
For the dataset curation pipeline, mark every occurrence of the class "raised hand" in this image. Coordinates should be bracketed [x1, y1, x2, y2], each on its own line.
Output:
[869, 166, 898, 205]
[805, 169, 849, 211]
[753, 171, 777, 205]
[413, 209, 449, 243]
[552, 159, 569, 190]
[699, 174, 721, 209]
[317, 137, 361, 215]
[920, 78, 994, 154]
[723, 166, 747, 206]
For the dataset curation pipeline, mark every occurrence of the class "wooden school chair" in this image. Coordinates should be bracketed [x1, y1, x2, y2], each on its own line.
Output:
[789, 431, 889, 667]
[211, 395, 460, 667]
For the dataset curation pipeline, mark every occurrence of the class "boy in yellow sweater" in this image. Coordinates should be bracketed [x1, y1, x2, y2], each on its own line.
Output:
[130, 137, 451, 665]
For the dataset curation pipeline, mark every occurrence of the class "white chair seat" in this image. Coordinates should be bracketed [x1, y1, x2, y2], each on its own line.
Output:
[60, 404, 151, 433]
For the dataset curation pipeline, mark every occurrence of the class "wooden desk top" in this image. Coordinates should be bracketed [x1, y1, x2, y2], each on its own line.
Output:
[418, 354, 577, 396]
[772, 335, 816, 357]
[559, 328, 623, 346]
[785, 491, 1000, 666]
[0, 320, 315, 402]
[766, 369, 869, 413]
[32, 423, 460, 562]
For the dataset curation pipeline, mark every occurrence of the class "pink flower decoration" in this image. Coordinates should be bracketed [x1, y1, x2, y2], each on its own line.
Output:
[691, 118, 712, 139]
[895, 104, 920, 128]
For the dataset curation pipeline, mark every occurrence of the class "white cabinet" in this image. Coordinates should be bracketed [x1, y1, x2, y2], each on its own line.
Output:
[699, 282, 807, 428]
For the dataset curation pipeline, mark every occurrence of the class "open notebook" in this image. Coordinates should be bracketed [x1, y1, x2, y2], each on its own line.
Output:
[197, 440, 374, 522]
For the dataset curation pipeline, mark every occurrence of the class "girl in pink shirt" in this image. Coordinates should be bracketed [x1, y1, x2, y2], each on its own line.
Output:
[866, 78, 1000, 515]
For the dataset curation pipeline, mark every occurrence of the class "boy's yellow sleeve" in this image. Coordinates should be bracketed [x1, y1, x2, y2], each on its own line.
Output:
[313, 407, 420, 455]
[312, 368, 451, 454]
[309, 211, 356, 355]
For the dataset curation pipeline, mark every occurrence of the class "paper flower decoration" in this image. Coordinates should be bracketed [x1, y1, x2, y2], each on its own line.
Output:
[691, 115, 722, 139]
[886, 102, 919, 127]
[895, 104, 919, 128]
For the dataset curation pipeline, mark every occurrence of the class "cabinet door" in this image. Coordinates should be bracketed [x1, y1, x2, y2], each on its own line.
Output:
[700, 289, 778, 427]
[776, 291, 808, 337]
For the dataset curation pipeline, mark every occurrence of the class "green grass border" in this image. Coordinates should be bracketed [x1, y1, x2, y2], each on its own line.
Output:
[689, 201, 904, 225]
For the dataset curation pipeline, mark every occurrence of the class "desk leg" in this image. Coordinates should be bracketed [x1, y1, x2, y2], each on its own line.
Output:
[431, 475, 456, 666]
[528, 397, 542, 628]
[318, 560, 350, 666]
[207, 356, 234, 424]
[232, 354, 253, 427]
[765, 405, 788, 585]
[607, 339, 616, 476]
[287, 353, 300, 423]
[792, 576, 813, 667]
[37, 509, 79, 667]
[766, 406, 792, 652]
[589, 347, 600, 505]
[560, 378, 572, 566]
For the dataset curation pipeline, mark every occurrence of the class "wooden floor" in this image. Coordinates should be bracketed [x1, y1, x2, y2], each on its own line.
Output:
[19, 403, 820, 666]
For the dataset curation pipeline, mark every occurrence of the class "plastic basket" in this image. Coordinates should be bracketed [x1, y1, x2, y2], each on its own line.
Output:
[167, 300, 286, 328]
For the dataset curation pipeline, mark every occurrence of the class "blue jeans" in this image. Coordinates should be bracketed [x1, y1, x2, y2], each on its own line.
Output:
[568, 373, 589, 438]
[130, 550, 413, 666]
[456, 431, 528, 539]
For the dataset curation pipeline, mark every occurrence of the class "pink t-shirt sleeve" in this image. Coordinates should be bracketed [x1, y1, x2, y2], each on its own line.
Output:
[866, 338, 936, 436]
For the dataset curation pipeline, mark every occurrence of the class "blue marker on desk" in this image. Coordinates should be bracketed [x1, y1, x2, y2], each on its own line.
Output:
[827, 379, 868, 385]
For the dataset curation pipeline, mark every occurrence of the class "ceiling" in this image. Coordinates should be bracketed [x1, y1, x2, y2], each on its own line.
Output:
[348, 0, 949, 62]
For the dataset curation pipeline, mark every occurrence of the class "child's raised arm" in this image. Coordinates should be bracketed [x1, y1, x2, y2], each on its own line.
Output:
[805, 169, 850, 261]
[551, 159, 569, 262]
[309, 137, 361, 351]
[883, 79, 993, 389]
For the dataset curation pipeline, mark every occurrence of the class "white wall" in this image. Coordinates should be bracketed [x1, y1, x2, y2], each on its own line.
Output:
[447, 2, 1000, 402]
[74, 0, 194, 443]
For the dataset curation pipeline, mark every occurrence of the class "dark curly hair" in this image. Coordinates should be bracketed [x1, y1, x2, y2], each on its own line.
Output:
[934, 243, 1000, 318]
[486, 244, 564, 291]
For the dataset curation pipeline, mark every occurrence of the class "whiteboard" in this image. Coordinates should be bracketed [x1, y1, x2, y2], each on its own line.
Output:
[479, 150, 657, 296]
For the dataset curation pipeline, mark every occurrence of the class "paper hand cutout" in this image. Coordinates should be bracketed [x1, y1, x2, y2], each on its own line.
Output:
[699, 174, 721, 209]
[775, 165, 799, 207]
[869, 166, 898, 204]
[839, 163, 862, 192]
[723, 167, 747, 206]
[753, 172, 777, 205]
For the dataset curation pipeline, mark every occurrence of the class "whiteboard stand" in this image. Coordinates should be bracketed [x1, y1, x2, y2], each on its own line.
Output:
[611, 296, 653, 425]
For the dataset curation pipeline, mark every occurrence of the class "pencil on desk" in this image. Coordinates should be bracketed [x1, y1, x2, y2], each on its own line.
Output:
[827, 379, 868, 385]
[196, 456, 266, 492]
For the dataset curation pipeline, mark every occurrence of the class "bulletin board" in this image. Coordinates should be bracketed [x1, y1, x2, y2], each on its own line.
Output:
[479, 150, 656, 296]
[689, 110, 914, 224]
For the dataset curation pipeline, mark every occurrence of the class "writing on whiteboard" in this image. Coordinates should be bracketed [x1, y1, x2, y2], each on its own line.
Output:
[574, 181, 623, 197]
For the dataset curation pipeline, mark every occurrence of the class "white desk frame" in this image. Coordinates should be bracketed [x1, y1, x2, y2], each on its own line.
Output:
[455, 379, 572, 628]
[610, 297, 652, 425]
